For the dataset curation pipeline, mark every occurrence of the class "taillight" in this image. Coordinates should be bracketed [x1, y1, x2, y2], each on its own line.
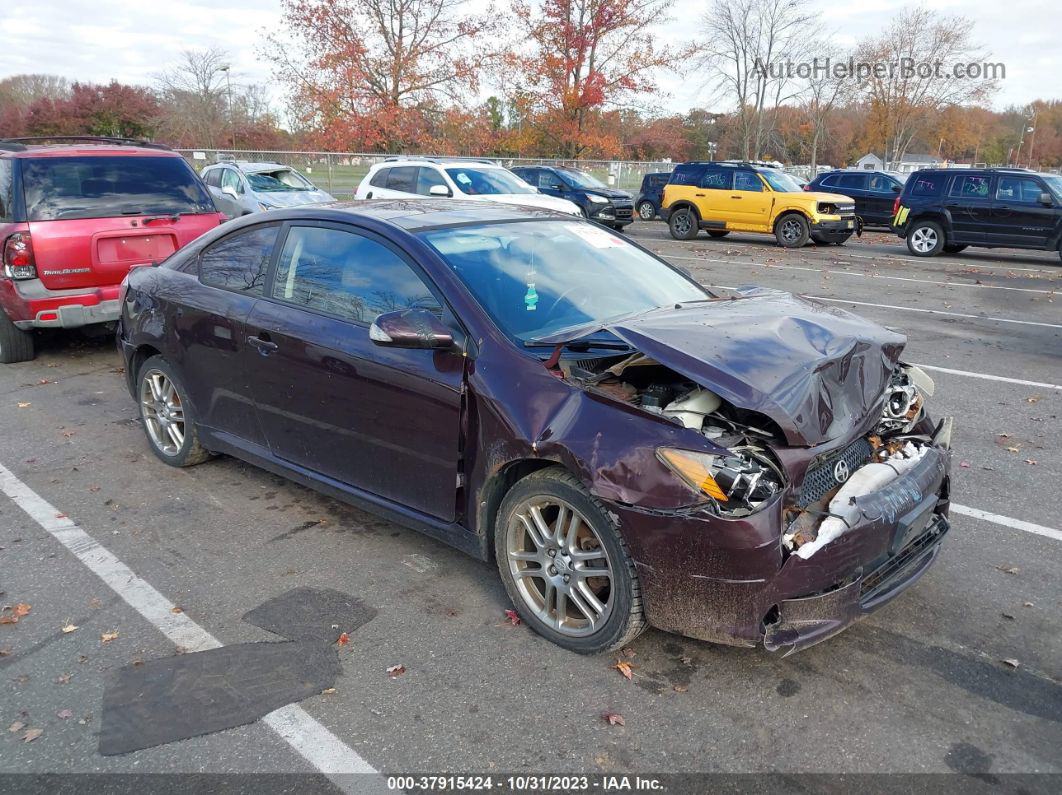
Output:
[803, 184, 811, 191]
[3, 232, 37, 280]
[893, 196, 901, 215]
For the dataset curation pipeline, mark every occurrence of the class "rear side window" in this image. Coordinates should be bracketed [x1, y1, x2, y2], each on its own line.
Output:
[700, 170, 732, 189]
[949, 174, 992, 199]
[670, 164, 704, 186]
[21, 156, 215, 221]
[385, 167, 418, 193]
[0, 159, 14, 221]
[908, 173, 947, 198]
[818, 174, 839, 187]
[838, 174, 867, 189]
[868, 174, 897, 192]
[369, 168, 389, 188]
[199, 224, 278, 296]
[271, 226, 441, 323]
[203, 168, 222, 188]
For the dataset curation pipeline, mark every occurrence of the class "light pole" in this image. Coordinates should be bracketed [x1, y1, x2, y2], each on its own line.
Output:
[218, 64, 234, 150]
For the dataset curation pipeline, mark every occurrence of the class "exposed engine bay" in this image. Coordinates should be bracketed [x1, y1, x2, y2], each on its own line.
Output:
[558, 351, 949, 555]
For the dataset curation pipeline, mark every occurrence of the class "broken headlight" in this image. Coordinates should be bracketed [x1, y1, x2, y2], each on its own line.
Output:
[877, 365, 935, 434]
[658, 447, 783, 516]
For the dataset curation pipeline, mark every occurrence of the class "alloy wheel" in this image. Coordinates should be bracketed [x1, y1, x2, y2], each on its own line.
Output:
[638, 201, 655, 220]
[780, 218, 803, 243]
[673, 212, 692, 235]
[140, 369, 185, 456]
[506, 497, 614, 637]
[910, 226, 938, 253]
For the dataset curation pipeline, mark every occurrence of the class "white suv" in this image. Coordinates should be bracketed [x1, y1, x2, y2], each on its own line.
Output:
[354, 158, 583, 217]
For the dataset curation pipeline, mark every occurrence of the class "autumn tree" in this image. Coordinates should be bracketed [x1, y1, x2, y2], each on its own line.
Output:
[266, 0, 499, 151]
[856, 8, 997, 169]
[795, 40, 856, 171]
[508, 0, 692, 158]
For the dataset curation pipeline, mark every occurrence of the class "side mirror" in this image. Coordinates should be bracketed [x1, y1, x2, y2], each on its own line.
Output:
[369, 309, 453, 350]
[1039, 192, 1053, 206]
[428, 184, 452, 197]
[892, 184, 902, 193]
[221, 185, 239, 199]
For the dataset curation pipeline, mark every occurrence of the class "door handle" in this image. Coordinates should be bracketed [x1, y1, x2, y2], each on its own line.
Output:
[695, 193, 706, 197]
[247, 334, 279, 356]
[366, 191, 373, 199]
[730, 195, 742, 199]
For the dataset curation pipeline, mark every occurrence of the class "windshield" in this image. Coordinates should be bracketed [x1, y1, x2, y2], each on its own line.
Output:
[420, 220, 708, 343]
[445, 167, 535, 195]
[22, 156, 215, 221]
[247, 169, 314, 192]
[761, 171, 805, 193]
[560, 169, 607, 189]
[1043, 175, 1062, 200]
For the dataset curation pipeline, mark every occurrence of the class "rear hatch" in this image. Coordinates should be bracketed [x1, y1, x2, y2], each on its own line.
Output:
[21, 153, 220, 290]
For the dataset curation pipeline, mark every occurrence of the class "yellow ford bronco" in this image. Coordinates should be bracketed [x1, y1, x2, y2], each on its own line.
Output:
[660, 161, 857, 247]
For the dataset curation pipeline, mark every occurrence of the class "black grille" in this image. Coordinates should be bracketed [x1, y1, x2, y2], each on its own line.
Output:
[797, 437, 873, 507]
[613, 200, 634, 219]
[860, 515, 948, 602]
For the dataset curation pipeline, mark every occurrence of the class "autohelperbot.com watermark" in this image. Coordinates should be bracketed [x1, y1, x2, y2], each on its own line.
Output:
[755, 57, 1005, 81]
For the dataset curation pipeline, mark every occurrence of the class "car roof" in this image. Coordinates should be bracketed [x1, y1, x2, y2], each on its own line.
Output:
[373, 158, 502, 169]
[261, 198, 571, 231]
[0, 136, 176, 158]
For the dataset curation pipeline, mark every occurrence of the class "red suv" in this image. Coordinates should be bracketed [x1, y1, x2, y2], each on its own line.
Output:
[0, 137, 224, 363]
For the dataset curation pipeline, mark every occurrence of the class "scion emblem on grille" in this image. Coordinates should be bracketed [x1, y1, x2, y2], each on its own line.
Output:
[833, 459, 851, 484]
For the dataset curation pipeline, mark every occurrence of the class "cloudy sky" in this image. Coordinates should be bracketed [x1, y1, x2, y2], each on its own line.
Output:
[1, 0, 1059, 118]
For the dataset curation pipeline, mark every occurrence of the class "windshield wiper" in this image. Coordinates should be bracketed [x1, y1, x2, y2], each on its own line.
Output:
[524, 337, 633, 350]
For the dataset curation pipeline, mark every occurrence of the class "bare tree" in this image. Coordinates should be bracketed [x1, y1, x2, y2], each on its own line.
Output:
[154, 47, 231, 146]
[0, 74, 70, 110]
[697, 0, 816, 160]
[796, 40, 855, 171]
[856, 8, 997, 169]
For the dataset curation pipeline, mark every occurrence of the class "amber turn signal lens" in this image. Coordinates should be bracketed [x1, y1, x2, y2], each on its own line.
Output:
[657, 448, 728, 502]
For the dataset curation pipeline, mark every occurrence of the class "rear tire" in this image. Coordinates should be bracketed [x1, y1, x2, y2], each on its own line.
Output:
[637, 200, 656, 220]
[906, 220, 945, 257]
[0, 312, 35, 364]
[775, 213, 810, 248]
[136, 355, 212, 467]
[707, 230, 730, 239]
[668, 208, 699, 240]
[495, 468, 646, 654]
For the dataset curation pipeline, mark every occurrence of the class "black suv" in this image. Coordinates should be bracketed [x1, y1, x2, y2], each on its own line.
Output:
[892, 168, 1062, 259]
[634, 171, 672, 220]
[808, 170, 903, 227]
[510, 166, 634, 230]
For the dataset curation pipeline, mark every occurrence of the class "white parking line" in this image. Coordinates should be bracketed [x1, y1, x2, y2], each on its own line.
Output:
[951, 505, 1062, 543]
[0, 461, 385, 792]
[667, 255, 1057, 295]
[912, 364, 1062, 392]
[802, 296, 1062, 330]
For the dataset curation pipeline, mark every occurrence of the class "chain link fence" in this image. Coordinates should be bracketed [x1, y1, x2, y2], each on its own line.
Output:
[176, 149, 677, 198]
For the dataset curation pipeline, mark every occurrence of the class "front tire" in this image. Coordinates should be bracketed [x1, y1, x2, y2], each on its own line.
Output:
[136, 355, 212, 467]
[668, 208, 699, 240]
[495, 468, 645, 654]
[637, 200, 656, 220]
[907, 220, 945, 257]
[775, 213, 810, 248]
[0, 312, 35, 364]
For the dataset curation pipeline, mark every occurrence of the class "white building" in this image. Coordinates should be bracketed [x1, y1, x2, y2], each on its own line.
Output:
[852, 152, 944, 173]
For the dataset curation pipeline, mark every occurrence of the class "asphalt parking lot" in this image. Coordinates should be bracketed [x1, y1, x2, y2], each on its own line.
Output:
[1, 222, 1059, 789]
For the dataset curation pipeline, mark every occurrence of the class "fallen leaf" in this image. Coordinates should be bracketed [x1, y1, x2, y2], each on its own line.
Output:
[8, 721, 25, 733]
[56, 709, 73, 720]
[55, 674, 72, 684]
[958, 461, 970, 468]
[1024, 459, 1038, 465]
[320, 687, 336, 695]
[504, 609, 521, 625]
[1002, 658, 1020, 669]
[1025, 395, 1040, 404]
[995, 565, 1020, 575]
[1005, 446, 1020, 453]
[386, 663, 406, 679]
[100, 630, 119, 643]
[61, 624, 78, 633]
[22, 728, 43, 743]
[1023, 601, 1034, 607]
[17, 402, 31, 409]
[14, 603, 30, 618]
[1001, 613, 1015, 620]
[335, 632, 350, 646]
[0, 615, 16, 625]
[602, 711, 625, 726]
[614, 660, 634, 681]
[170, 607, 183, 614]
[0, 649, 11, 657]
[673, 685, 689, 693]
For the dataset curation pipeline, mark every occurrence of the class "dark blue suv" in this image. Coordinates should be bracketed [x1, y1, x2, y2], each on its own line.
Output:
[511, 166, 634, 230]
[808, 170, 904, 227]
[634, 172, 672, 220]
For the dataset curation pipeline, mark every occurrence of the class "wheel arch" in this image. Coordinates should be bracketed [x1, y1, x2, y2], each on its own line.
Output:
[126, 343, 164, 397]
[907, 210, 952, 239]
[667, 200, 701, 220]
[772, 208, 811, 231]
[475, 458, 571, 560]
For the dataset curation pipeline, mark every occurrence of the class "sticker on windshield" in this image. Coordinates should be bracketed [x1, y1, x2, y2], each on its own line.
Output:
[565, 224, 624, 248]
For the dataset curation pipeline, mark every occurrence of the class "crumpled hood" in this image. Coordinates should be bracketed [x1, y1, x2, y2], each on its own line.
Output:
[604, 290, 905, 446]
[259, 190, 335, 208]
[474, 193, 583, 216]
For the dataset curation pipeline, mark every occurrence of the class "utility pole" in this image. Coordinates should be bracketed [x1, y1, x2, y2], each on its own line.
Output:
[218, 64, 234, 150]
